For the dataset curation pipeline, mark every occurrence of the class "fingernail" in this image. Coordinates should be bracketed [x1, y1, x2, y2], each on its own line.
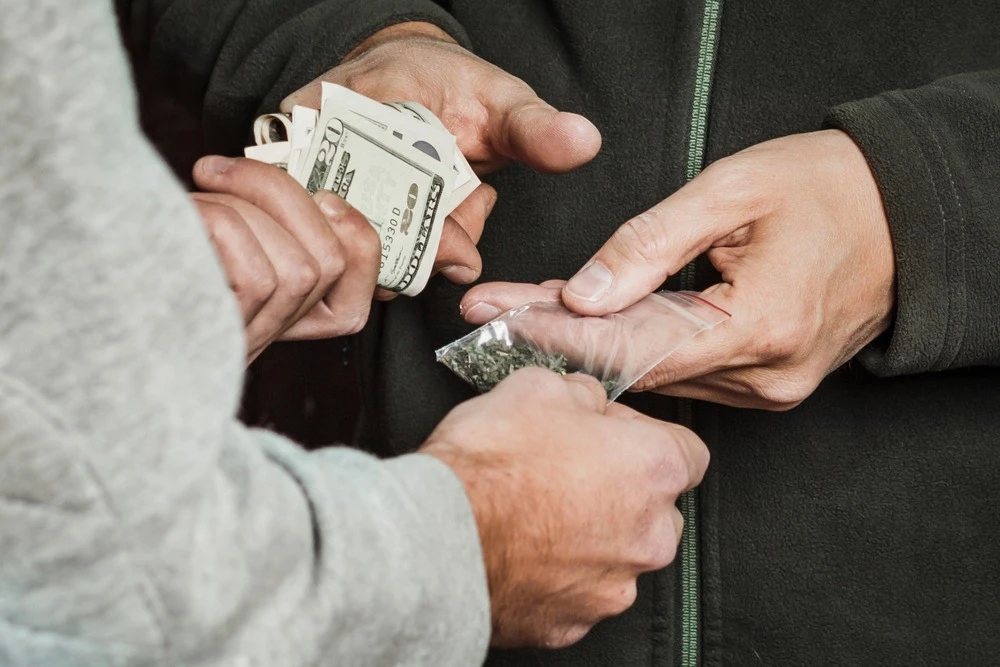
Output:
[440, 264, 480, 284]
[565, 261, 614, 302]
[203, 156, 237, 175]
[464, 302, 501, 321]
[317, 192, 351, 221]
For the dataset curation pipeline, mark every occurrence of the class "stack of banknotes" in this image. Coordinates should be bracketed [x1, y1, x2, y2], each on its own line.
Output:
[246, 83, 479, 296]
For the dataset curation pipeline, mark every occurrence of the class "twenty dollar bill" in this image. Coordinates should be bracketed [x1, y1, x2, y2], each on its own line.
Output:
[245, 84, 479, 297]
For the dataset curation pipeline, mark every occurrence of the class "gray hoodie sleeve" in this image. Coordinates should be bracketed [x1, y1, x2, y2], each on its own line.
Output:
[0, 3, 488, 666]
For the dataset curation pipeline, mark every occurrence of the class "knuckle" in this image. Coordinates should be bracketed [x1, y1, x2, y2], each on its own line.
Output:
[502, 367, 568, 399]
[662, 462, 694, 501]
[340, 306, 372, 336]
[637, 510, 685, 570]
[513, 366, 564, 391]
[544, 624, 589, 650]
[351, 215, 382, 257]
[643, 526, 678, 571]
[611, 211, 665, 265]
[339, 211, 382, 265]
[544, 630, 566, 649]
[630, 495, 685, 571]
[283, 256, 321, 298]
[603, 582, 638, 617]
[630, 366, 666, 393]
[702, 157, 766, 212]
[656, 425, 709, 491]
[201, 204, 243, 239]
[340, 204, 370, 228]
[755, 373, 815, 410]
[672, 506, 686, 542]
[562, 373, 606, 403]
[245, 268, 278, 307]
[659, 540, 679, 570]
[685, 427, 712, 473]
[318, 243, 348, 285]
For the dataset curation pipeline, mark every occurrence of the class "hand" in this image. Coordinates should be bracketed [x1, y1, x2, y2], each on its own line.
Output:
[421, 369, 709, 648]
[191, 156, 380, 363]
[280, 21, 602, 295]
[461, 130, 896, 410]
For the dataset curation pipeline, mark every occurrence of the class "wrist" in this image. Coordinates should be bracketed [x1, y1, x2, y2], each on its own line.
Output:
[836, 129, 898, 335]
[343, 21, 458, 63]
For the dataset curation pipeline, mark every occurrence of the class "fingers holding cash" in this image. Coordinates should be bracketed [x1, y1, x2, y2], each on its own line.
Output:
[193, 156, 380, 363]
[250, 35, 603, 297]
[280, 34, 602, 175]
[435, 182, 497, 281]
[246, 83, 483, 297]
[369, 182, 497, 301]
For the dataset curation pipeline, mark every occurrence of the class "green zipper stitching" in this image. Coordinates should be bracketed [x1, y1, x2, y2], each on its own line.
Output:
[679, 1, 721, 666]
[685, 0, 721, 183]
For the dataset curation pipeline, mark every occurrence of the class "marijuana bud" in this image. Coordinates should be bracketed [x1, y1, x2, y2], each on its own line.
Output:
[439, 339, 616, 396]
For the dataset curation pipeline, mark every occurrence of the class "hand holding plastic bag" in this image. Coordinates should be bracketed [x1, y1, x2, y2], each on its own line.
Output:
[438, 285, 729, 402]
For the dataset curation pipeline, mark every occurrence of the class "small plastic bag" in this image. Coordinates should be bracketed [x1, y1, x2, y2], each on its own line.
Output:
[436, 291, 730, 402]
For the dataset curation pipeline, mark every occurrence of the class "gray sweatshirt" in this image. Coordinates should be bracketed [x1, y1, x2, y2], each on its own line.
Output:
[0, 2, 489, 666]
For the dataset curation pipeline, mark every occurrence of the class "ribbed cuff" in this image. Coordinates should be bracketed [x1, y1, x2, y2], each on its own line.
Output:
[383, 452, 491, 664]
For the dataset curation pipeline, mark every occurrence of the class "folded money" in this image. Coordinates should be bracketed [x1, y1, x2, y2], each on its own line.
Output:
[246, 84, 481, 297]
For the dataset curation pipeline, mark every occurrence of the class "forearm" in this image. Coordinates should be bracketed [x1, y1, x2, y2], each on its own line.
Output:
[0, 2, 488, 664]
[124, 0, 470, 152]
[826, 69, 1000, 375]
[0, 384, 488, 665]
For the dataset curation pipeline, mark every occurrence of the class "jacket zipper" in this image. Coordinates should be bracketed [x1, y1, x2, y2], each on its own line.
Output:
[678, 1, 722, 666]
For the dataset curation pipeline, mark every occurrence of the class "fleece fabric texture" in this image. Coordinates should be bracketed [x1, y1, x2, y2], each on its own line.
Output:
[0, 2, 490, 666]
[129, 0, 1000, 665]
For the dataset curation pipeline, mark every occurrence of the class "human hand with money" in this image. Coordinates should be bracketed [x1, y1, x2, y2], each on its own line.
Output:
[191, 156, 381, 364]
[248, 81, 494, 298]
[272, 22, 601, 297]
[282, 22, 601, 175]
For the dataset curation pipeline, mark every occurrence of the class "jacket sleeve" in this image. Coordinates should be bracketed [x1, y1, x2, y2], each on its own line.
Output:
[0, 2, 488, 666]
[825, 69, 1000, 376]
[121, 0, 470, 153]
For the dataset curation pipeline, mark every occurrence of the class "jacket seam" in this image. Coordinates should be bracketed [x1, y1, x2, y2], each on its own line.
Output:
[895, 90, 969, 370]
[877, 92, 953, 371]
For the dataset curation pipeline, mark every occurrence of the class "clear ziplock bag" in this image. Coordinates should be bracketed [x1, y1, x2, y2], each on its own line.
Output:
[436, 291, 730, 402]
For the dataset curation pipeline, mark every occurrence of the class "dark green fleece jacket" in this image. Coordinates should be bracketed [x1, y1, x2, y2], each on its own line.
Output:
[124, 1, 1000, 665]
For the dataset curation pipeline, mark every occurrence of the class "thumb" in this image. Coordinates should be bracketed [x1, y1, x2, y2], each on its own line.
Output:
[560, 373, 611, 414]
[280, 87, 317, 114]
[492, 94, 602, 174]
[561, 164, 754, 315]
